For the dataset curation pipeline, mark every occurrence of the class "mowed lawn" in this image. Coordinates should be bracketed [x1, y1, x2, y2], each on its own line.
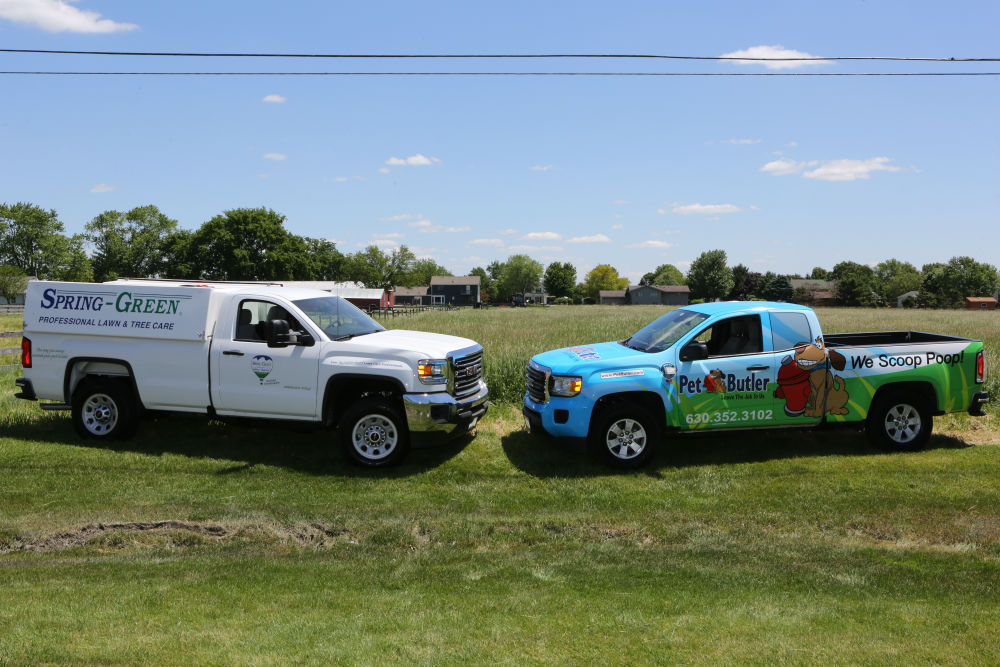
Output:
[1, 308, 998, 666]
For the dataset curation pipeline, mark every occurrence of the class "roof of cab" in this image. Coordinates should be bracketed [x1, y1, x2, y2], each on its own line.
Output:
[679, 301, 813, 316]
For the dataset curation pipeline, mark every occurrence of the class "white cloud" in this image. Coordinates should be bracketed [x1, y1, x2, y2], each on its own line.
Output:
[332, 176, 348, 183]
[371, 239, 400, 248]
[385, 153, 439, 166]
[723, 138, 762, 145]
[499, 228, 518, 235]
[720, 45, 832, 70]
[509, 244, 563, 252]
[89, 183, 116, 193]
[375, 232, 405, 239]
[521, 231, 562, 241]
[467, 238, 505, 248]
[378, 167, 391, 174]
[0, 0, 138, 33]
[262, 94, 286, 104]
[667, 203, 742, 215]
[760, 158, 810, 176]
[625, 240, 673, 249]
[568, 233, 611, 244]
[612, 224, 624, 230]
[530, 165, 553, 171]
[408, 218, 470, 233]
[409, 219, 433, 229]
[263, 153, 287, 161]
[802, 157, 903, 182]
[382, 213, 414, 221]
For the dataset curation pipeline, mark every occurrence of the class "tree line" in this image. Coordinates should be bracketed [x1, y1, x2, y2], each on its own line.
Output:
[1, 201, 997, 308]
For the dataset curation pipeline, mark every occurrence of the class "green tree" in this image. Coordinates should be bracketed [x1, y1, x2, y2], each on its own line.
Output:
[917, 256, 999, 308]
[302, 237, 347, 281]
[543, 261, 576, 298]
[832, 261, 876, 306]
[161, 229, 196, 279]
[0, 202, 92, 280]
[402, 258, 451, 287]
[686, 250, 733, 301]
[873, 259, 921, 306]
[188, 208, 313, 281]
[583, 264, 629, 301]
[728, 264, 762, 300]
[808, 267, 830, 280]
[500, 254, 544, 302]
[469, 267, 496, 303]
[0, 265, 28, 303]
[640, 263, 684, 287]
[761, 274, 794, 302]
[348, 245, 416, 291]
[84, 205, 178, 281]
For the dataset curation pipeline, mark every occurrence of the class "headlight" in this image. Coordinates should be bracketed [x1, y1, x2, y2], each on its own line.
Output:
[417, 359, 448, 385]
[549, 375, 582, 397]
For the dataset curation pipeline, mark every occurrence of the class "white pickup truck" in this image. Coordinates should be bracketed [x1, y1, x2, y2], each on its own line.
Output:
[14, 280, 489, 466]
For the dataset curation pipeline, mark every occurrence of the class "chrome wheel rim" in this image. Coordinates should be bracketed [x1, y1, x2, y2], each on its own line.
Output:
[82, 393, 119, 436]
[606, 418, 647, 460]
[884, 403, 921, 444]
[351, 414, 398, 461]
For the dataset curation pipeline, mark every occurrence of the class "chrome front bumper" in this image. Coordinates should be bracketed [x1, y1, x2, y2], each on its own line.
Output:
[403, 381, 489, 439]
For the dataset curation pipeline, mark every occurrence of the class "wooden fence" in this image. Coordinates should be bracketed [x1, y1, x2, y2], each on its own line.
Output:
[0, 305, 24, 315]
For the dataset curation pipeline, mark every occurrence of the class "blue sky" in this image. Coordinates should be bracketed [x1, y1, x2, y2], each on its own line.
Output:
[1, 0, 997, 282]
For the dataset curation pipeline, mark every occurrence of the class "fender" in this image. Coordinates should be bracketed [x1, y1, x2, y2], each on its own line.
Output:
[63, 356, 142, 407]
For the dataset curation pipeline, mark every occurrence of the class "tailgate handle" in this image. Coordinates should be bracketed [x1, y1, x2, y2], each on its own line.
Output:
[746, 365, 770, 372]
[223, 350, 245, 357]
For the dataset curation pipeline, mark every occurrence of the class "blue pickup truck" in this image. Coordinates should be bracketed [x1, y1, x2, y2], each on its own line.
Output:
[523, 302, 988, 467]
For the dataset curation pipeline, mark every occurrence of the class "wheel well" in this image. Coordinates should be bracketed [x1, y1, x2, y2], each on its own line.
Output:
[590, 391, 667, 430]
[870, 381, 939, 415]
[323, 374, 406, 427]
[64, 358, 140, 405]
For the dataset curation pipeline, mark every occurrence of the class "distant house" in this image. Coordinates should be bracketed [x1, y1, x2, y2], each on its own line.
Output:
[522, 291, 550, 305]
[625, 284, 690, 306]
[897, 290, 920, 308]
[393, 286, 431, 306]
[965, 296, 998, 310]
[599, 290, 626, 305]
[277, 281, 389, 310]
[429, 275, 480, 306]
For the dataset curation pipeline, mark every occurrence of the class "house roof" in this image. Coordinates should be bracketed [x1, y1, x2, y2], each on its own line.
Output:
[628, 284, 690, 293]
[430, 275, 481, 286]
[393, 286, 429, 297]
[599, 290, 626, 298]
[790, 279, 837, 290]
[965, 296, 998, 303]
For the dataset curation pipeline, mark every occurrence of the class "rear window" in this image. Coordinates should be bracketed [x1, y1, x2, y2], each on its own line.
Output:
[770, 312, 812, 351]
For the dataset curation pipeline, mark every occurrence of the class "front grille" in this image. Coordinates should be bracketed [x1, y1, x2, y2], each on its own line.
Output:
[451, 350, 483, 398]
[526, 361, 549, 403]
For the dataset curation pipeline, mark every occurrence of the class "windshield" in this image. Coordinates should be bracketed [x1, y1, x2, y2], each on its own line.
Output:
[293, 296, 385, 340]
[625, 309, 709, 353]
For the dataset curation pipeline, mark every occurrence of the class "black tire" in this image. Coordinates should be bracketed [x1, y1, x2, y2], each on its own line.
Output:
[71, 377, 139, 440]
[588, 403, 661, 469]
[865, 391, 932, 451]
[337, 397, 410, 466]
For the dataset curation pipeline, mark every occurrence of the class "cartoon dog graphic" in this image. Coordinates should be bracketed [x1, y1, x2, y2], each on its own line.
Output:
[703, 369, 727, 394]
[775, 338, 850, 417]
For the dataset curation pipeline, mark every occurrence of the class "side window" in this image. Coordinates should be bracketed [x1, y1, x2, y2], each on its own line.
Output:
[692, 315, 764, 357]
[235, 300, 302, 342]
[770, 312, 812, 352]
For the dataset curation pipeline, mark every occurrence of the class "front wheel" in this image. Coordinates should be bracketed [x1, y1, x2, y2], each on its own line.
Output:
[337, 397, 410, 466]
[865, 391, 932, 451]
[71, 377, 139, 440]
[589, 404, 661, 469]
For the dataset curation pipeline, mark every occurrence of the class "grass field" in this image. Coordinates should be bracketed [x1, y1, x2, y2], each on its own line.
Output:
[1, 307, 998, 665]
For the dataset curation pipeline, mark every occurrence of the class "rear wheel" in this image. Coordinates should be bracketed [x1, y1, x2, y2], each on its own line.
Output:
[337, 397, 410, 466]
[866, 391, 932, 451]
[589, 404, 660, 469]
[71, 377, 139, 440]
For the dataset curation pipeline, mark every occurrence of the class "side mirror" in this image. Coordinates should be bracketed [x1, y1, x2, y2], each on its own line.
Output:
[261, 319, 290, 348]
[679, 342, 708, 362]
[295, 332, 316, 347]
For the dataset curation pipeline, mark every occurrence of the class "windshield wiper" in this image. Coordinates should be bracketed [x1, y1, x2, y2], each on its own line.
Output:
[332, 329, 381, 342]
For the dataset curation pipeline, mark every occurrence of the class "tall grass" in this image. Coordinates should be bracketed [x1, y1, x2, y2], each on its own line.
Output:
[383, 306, 1000, 405]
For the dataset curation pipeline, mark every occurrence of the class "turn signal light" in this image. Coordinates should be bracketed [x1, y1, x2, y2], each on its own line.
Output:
[21, 336, 31, 368]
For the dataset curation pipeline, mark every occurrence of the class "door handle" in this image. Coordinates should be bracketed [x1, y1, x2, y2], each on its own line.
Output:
[223, 350, 245, 356]
[746, 365, 769, 371]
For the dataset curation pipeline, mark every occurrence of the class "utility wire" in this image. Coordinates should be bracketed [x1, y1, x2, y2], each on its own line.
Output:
[0, 71, 998, 76]
[0, 48, 997, 62]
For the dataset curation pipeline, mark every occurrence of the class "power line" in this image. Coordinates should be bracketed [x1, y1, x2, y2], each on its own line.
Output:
[0, 48, 997, 62]
[0, 71, 998, 77]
